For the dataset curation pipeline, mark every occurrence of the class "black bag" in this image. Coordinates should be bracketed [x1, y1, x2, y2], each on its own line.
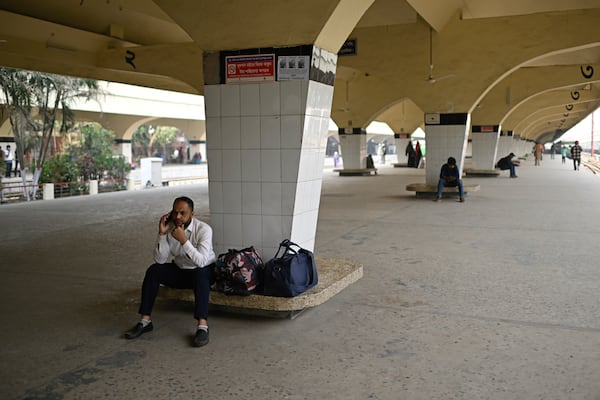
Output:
[214, 246, 264, 296]
[263, 240, 318, 297]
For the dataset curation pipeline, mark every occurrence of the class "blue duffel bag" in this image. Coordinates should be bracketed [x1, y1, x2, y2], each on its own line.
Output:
[263, 239, 318, 297]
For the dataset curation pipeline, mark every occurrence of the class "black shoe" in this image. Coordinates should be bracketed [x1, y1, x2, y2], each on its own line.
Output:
[193, 328, 209, 347]
[125, 322, 153, 339]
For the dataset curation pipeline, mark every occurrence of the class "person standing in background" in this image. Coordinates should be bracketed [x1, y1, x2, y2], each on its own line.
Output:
[570, 140, 582, 171]
[4, 145, 13, 177]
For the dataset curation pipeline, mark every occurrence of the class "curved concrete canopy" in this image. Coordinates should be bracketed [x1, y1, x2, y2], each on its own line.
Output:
[0, 0, 600, 141]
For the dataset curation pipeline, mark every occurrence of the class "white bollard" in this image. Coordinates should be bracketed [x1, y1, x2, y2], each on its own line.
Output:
[43, 183, 54, 200]
[89, 180, 98, 195]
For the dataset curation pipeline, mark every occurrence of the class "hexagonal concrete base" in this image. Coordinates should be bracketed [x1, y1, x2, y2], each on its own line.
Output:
[406, 182, 480, 198]
[160, 256, 363, 318]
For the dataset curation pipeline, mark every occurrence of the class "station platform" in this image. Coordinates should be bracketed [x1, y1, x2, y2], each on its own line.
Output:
[2, 157, 600, 399]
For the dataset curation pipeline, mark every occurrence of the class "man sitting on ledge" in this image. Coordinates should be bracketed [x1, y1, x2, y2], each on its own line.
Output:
[124, 196, 216, 347]
[496, 152, 519, 178]
[436, 157, 464, 202]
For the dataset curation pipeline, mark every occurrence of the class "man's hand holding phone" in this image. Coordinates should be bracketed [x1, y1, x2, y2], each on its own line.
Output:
[159, 211, 173, 235]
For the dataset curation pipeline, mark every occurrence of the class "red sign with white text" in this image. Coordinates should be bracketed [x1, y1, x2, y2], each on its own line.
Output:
[225, 54, 275, 83]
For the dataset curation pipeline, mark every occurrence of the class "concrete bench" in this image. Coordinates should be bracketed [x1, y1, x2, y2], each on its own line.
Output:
[463, 168, 500, 177]
[160, 256, 363, 319]
[406, 182, 480, 198]
[333, 168, 377, 176]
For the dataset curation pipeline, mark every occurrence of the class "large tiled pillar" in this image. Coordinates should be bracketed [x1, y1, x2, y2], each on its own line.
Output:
[394, 134, 409, 165]
[471, 125, 500, 169]
[338, 128, 367, 168]
[496, 132, 515, 162]
[203, 46, 336, 257]
[424, 113, 470, 185]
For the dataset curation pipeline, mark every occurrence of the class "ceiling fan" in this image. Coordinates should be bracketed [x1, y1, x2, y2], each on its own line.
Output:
[426, 27, 455, 84]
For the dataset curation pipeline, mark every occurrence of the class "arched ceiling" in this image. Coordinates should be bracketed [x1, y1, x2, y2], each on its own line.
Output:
[1, 0, 600, 143]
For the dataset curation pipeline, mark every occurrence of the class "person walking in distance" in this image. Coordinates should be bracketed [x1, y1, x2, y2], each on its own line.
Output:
[571, 140, 582, 171]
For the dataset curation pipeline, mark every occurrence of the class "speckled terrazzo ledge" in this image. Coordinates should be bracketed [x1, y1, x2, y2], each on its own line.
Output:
[160, 256, 363, 315]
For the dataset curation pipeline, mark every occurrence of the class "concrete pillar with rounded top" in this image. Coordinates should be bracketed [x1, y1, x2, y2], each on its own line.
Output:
[338, 128, 367, 169]
[424, 113, 470, 185]
[204, 45, 336, 257]
[471, 125, 500, 170]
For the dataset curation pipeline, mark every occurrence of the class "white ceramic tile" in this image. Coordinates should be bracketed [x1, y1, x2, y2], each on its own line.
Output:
[261, 150, 281, 182]
[262, 215, 283, 248]
[321, 85, 334, 119]
[300, 81, 309, 112]
[301, 209, 319, 243]
[281, 115, 303, 149]
[205, 117, 221, 150]
[222, 181, 242, 213]
[221, 149, 241, 181]
[242, 181, 261, 214]
[281, 182, 297, 216]
[209, 212, 224, 247]
[207, 149, 222, 181]
[242, 214, 262, 247]
[294, 180, 310, 214]
[314, 151, 326, 180]
[203, 85, 221, 118]
[221, 84, 240, 117]
[303, 115, 321, 149]
[295, 238, 315, 253]
[308, 179, 323, 211]
[220, 117, 241, 149]
[240, 84, 260, 116]
[259, 82, 280, 116]
[261, 246, 278, 261]
[223, 213, 243, 245]
[305, 82, 318, 116]
[281, 80, 302, 115]
[208, 181, 223, 213]
[260, 116, 281, 149]
[317, 117, 330, 150]
[281, 215, 293, 240]
[261, 182, 282, 215]
[241, 149, 261, 182]
[290, 214, 306, 244]
[241, 116, 261, 149]
[298, 149, 319, 182]
[281, 149, 300, 182]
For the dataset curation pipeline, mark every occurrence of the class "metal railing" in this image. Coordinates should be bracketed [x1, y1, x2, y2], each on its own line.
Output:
[1, 177, 129, 204]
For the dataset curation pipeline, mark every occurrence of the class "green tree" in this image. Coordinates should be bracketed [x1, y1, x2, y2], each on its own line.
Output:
[132, 125, 178, 161]
[0, 68, 100, 200]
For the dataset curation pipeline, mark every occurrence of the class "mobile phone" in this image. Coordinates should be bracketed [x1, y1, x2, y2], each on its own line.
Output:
[165, 210, 175, 224]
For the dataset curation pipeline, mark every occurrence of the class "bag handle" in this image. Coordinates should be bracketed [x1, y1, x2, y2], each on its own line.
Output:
[226, 246, 264, 264]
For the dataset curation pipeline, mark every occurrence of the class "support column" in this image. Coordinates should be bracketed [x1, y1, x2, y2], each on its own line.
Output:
[471, 125, 500, 170]
[394, 133, 410, 166]
[338, 128, 366, 169]
[114, 139, 132, 163]
[496, 132, 515, 162]
[424, 113, 470, 186]
[204, 46, 336, 257]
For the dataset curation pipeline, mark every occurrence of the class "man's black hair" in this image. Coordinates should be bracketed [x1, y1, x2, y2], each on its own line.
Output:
[447, 157, 456, 165]
[174, 196, 194, 211]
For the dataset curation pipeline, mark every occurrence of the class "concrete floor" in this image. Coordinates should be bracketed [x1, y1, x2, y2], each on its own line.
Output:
[2, 156, 600, 400]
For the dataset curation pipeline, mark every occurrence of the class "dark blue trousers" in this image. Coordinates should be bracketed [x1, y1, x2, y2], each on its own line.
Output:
[138, 262, 213, 320]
